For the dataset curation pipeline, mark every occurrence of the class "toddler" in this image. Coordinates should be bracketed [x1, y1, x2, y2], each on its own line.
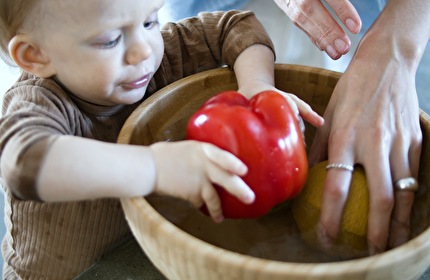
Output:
[0, 0, 323, 278]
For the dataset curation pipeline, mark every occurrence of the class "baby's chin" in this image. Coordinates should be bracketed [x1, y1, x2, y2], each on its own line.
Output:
[113, 86, 148, 105]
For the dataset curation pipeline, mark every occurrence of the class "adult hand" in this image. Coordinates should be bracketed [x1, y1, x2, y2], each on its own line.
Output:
[308, 32, 423, 254]
[274, 0, 362, 59]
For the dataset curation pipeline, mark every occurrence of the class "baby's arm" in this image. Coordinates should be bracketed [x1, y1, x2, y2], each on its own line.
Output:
[233, 44, 324, 128]
[37, 136, 156, 200]
[35, 136, 254, 222]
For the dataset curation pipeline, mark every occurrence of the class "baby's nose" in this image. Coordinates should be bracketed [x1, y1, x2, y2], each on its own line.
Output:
[125, 41, 152, 65]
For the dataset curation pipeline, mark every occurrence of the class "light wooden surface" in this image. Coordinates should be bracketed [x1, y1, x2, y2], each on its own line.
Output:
[118, 65, 430, 280]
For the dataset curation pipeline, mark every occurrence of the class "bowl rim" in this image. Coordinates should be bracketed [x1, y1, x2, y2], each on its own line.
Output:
[122, 195, 430, 276]
[119, 64, 430, 278]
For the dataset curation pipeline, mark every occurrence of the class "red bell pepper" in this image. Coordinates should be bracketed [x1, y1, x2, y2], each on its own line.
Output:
[186, 90, 308, 219]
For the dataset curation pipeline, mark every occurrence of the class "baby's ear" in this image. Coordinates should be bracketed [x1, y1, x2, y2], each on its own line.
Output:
[8, 34, 56, 78]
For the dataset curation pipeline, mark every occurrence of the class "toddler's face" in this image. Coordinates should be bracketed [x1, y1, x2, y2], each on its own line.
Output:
[31, 0, 165, 106]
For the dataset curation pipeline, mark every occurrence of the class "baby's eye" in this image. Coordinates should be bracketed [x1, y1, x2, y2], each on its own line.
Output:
[143, 20, 159, 30]
[97, 35, 122, 49]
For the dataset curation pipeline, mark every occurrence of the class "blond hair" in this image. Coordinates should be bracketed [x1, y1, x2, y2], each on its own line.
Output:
[0, 0, 39, 65]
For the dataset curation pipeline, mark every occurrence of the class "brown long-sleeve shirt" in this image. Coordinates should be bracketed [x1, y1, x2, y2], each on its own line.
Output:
[0, 11, 273, 279]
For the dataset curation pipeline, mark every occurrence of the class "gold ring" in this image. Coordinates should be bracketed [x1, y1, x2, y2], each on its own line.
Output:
[326, 163, 354, 172]
[394, 177, 418, 192]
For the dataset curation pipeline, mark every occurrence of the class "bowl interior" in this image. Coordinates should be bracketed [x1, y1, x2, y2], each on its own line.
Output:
[118, 64, 430, 270]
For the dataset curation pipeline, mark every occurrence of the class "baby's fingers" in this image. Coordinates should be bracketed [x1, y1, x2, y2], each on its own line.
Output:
[203, 144, 255, 204]
[215, 173, 255, 205]
[202, 144, 247, 175]
[201, 182, 224, 223]
[289, 94, 324, 127]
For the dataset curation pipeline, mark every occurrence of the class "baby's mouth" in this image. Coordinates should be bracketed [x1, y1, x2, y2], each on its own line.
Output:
[121, 75, 150, 89]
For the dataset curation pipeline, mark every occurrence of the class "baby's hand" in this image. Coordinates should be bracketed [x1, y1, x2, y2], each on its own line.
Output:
[281, 90, 325, 128]
[149, 141, 255, 222]
[238, 84, 324, 128]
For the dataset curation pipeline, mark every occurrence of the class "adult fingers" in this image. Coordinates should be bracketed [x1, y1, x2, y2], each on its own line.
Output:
[363, 154, 393, 255]
[275, 0, 361, 59]
[389, 188, 414, 248]
[307, 107, 334, 167]
[318, 165, 354, 247]
[307, 125, 329, 167]
[307, 91, 338, 167]
[388, 133, 422, 248]
[325, 0, 362, 34]
[317, 131, 354, 247]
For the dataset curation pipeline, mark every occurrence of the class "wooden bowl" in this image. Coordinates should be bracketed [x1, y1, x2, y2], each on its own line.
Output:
[118, 64, 430, 280]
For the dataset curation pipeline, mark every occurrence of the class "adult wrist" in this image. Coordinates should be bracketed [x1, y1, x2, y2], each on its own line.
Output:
[356, 30, 423, 71]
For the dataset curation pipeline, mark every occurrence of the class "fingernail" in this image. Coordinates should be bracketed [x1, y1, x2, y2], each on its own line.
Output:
[346, 18, 360, 34]
[239, 163, 248, 175]
[391, 231, 409, 248]
[368, 241, 383, 255]
[243, 190, 255, 204]
[325, 45, 340, 60]
[234, 160, 247, 175]
[317, 224, 334, 249]
[391, 236, 405, 248]
[214, 215, 224, 223]
[334, 39, 348, 53]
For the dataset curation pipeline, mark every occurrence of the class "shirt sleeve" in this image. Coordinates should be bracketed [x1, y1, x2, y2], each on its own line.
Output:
[0, 78, 76, 200]
[149, 10, 275, 91]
